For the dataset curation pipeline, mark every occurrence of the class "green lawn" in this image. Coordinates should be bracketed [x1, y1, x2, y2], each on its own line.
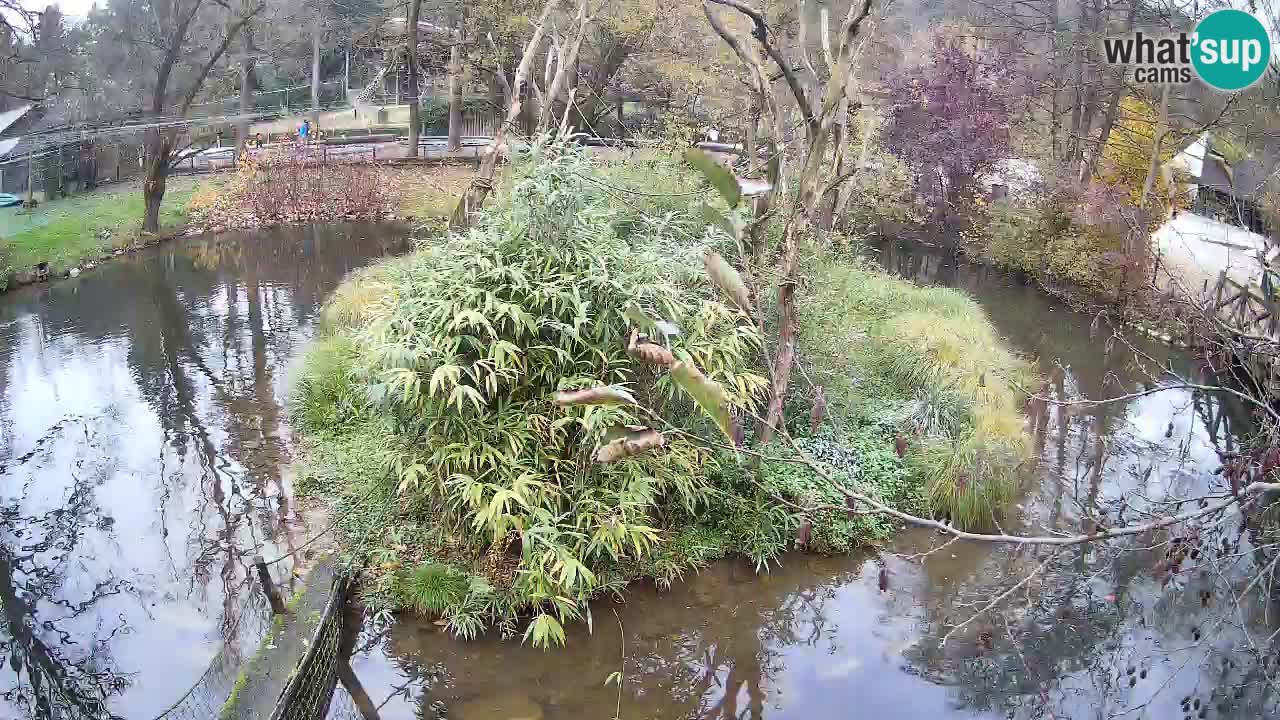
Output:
[0, 175, 221, 282]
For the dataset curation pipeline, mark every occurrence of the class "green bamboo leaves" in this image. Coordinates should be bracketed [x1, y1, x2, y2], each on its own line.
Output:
[671, 359, 734, 442]
[524, 613, 567, 650]
[624, 302, 681, 340]
[685, 148, 741, 208]
[625, 326, 735, 444]
[304, 146, 772, 648]
[700, 203, 747, 244]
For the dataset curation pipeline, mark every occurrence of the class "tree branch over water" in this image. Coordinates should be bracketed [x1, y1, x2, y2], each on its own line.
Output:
[642, 404, 1280, 548]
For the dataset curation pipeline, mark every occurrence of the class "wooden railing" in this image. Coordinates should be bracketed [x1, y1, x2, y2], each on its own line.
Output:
[1211, 273, 1280, 339]
[1209, 271, 1280, 396]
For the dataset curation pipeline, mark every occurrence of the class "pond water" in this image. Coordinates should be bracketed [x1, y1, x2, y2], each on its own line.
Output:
[328, 239, 1279, 720]
[4, 227, 1275, 720]
[0, 223, 410, 719]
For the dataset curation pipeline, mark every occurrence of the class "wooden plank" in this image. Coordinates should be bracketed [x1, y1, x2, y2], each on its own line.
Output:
[1215, 290, 1244, 311]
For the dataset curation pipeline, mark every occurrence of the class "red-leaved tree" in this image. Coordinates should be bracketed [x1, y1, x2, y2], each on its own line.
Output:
[882, 35, 1018, 221]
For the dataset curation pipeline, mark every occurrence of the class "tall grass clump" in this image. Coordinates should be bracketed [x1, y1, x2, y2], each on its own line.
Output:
[318, 255, 416, 335]
[798, 256, 1035, 529]
[295, 142, 767, 647]
[400, 563, 471, 615]
[294, 335, 360, 431]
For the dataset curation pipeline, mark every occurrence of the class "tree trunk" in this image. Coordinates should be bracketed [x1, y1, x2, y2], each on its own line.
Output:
[451, 0, 560, 228]
[1139, 83, 1171, 209]
[1065, 23, 1085, 171]
[1047, 0, 1060, 162]
[1049, 0, 1059, 162]
[759, 126, 832, 443]
[406, 0, 422, 158]
[142, 128, 173, 234]
[1084, 80, 1123, 183]
[833, 94, 871, 224]
[759, 217, 802, 443]
[141, 1, 255, 230]
[490, 71, 504, 115]
[447, 9, 468, 149]
[311, 10, 322, 128]
[819, 92, 850, 230]
[236, 21, 256, 160]
[1071, 0, 1106, 177]
[1083, 0, 1137, 183]
[537, 0, 590, 132]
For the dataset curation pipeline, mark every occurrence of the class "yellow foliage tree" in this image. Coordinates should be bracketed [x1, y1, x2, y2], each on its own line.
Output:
[1098, 94, 1186, 213]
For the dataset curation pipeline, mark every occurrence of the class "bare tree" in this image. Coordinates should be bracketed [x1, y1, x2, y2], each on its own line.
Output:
[534, 0, 593, 132]
[447, 18, 463, 152]
[311, 3, 323, 129]
[450, 0, 596, 228]
[235, 0, 259, 160]
[139, 0, 264, 233]
[701, 0, 874, 442]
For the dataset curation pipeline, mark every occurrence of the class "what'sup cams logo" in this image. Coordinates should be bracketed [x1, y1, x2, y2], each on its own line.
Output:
[1103, 9, 1273, 91]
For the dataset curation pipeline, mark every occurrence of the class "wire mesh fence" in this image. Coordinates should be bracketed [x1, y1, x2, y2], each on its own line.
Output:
[271, 572, 353, 720]
[0, 141, 148, 198]
[186, 81, 350, 119]
[0, 131, 238, 200]
[149, 582, 277, 720]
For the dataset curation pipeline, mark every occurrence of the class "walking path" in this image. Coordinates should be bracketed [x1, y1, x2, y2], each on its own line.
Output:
[1153, 210, 1269, 293]
[223, 556, 343, 720]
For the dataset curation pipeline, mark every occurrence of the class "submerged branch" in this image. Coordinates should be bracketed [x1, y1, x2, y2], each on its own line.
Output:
[939, 552, 1058, 646]
[641, 404, 1279, 548]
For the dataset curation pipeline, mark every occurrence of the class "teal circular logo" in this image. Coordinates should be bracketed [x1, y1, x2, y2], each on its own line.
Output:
[1192, 9, 1272, 91]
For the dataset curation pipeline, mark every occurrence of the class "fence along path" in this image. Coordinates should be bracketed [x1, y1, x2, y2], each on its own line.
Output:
[1207, 271, 1280, 397]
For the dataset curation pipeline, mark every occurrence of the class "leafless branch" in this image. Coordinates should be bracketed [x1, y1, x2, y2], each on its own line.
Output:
[705, 0, 817, 135]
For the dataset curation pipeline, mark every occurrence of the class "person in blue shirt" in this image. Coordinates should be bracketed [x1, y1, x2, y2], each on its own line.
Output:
[299, 119, 310, 143]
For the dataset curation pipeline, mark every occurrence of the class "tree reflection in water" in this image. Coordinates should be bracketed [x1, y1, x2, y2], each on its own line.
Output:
[350, 558, 866, 720]
[0, 223, 411, 718]
[1, 422, 132, 719]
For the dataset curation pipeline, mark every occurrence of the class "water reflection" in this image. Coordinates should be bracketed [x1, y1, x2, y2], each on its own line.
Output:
[0, 224, 409, 719]
[869, 240, 1279, 718]
[341, 557, 978, 720]
[350, 239, 1276, 719]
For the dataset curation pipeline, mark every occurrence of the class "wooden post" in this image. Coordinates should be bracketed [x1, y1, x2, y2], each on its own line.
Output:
[337, 663, 382, 720]
[254, 554, 287, 615]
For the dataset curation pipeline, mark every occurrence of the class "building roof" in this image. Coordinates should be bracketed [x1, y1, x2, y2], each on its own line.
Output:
[381, 18, 453, 37]
[1190, 134, 1280, 201]
[0, 104, 34, 137]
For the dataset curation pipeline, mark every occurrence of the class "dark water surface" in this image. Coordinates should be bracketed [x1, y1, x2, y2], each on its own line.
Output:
[0, 224, 409, 719]
[329, 240, 1279, 720]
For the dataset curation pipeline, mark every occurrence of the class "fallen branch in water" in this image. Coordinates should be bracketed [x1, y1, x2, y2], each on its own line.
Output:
[939, 551, 1057, 647]
[640, 404, 1279, 548]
